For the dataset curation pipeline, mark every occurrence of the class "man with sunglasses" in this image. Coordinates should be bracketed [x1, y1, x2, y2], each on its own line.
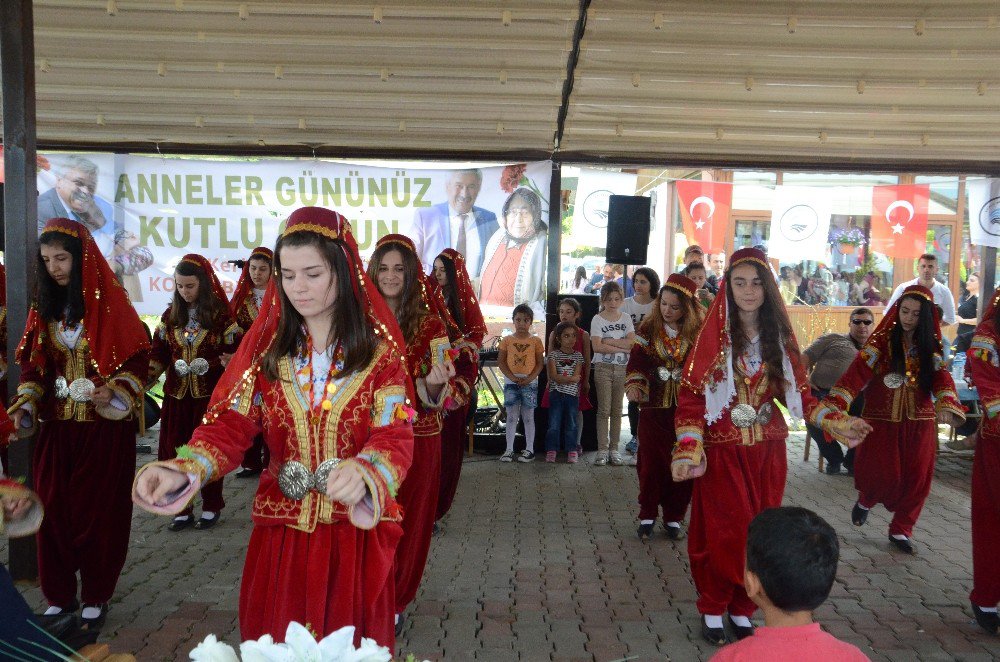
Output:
[802, 307, 875, 474]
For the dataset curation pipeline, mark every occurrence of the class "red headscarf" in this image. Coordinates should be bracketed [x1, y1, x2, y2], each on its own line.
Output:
[204, 208, 411, 423]
[229, 246, 274, 315]
[436, 247, 487, 347]
[17, 218, 150, 378]
[374, 234, 458, 335]
[861, 283, 942, 360]
[177, 253, 229, 308]
[682, 247, 804, 424]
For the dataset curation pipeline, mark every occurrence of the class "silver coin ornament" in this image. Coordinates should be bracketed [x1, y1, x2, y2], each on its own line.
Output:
[883, 373, 906, 389]
[312, 458, 342, 495]
[189, 358, 210, 376]
[54, 376, 70, 400]
[174, 359, 191, 376]
[277, 461, 312, 501]
[756, 402, 773, 425]
[730, 403, 758, 428]
[68, 378, 95, 402]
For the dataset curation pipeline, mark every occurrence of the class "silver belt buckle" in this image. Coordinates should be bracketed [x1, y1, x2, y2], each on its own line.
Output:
[731, 402, 773, 428]
[883, 373, 906, 389]
[55, 377, 95, 402]
[277, 458, 341, 501]
[657, 367, 682, 382]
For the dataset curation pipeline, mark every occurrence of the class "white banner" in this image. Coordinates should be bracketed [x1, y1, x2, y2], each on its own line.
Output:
[36, 155, 551, 315]
[572, 169, 637, 248]
[767, 186, 834, 261]
[968, 178, 1000, 249]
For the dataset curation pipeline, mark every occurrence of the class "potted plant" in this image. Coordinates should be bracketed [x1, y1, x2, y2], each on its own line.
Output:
[830, 227, 866, 255]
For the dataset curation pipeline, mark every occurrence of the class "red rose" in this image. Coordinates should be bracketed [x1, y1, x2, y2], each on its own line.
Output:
[500, 163, 527, 193]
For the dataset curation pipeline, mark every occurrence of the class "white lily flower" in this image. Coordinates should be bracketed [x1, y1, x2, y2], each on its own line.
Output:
[316, 626, 357, 659]
[189, 634, 240, 662]
[283, 622, 323, 661]
[239, 634, 294, 662]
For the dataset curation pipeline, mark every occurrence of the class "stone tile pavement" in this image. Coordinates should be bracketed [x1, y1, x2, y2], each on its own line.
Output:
[6, 429, 1000, 661]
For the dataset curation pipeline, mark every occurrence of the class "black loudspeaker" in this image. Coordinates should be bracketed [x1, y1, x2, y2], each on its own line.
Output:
[605, 194, 651, 265]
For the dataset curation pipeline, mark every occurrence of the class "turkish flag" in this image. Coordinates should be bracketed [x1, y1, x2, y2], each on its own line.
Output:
[870, 184, 930, 259]
[675, 180, 732, 254]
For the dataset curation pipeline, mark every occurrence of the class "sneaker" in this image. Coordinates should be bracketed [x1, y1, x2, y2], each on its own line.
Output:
[609, 451, 624, 466]
[567, 451, 579, 464]
[593, 452, 609, 466]
[545, 451, 557, 463]
[499, 450, 515, 463]
[625, 436, 638, 454]
[517, 450, 535, 463]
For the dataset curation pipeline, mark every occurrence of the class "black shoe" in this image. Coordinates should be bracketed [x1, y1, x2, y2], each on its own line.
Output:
[432, 522, 441, 536]
[637, 523, 653, 541]
[851, 502, 868, 527]
[825, 462, 842, 475]
[844, 466, 854, 477]
[972, 602, 1000, 635]
[37, 598, 79, 617]
[80, 603, 109, 631]
[235, 467, 261, 479]
[701, 616, 727, 646]
[37, 613, 78, 640]
[727, 614, 755, 640]
[168, 515, 194, 531]
[664, 524, 685, 540]
[394, 613, 405, 637]
[889, 536, 915, 554]
[194, 513, 220, 530]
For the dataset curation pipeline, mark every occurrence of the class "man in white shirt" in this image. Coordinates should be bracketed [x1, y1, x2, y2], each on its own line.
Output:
[883, 253, 956, 327]
[413, 169, 499, 278]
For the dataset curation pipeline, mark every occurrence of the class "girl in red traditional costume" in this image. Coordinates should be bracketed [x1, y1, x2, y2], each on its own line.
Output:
[133, 207, 415, 647]
[816, 284, 964, 554]
[149, 254, 240, 531]
[479, 187, 547, 310]
[12, 218, 150, 630]
[625, 274, 703, 541]
[432, 248, 487, 524]
[368, 234, 456, 632]
[671, 247, 869, 646]
[229, 246, 274, 479]
[966, 287, 1000, 634]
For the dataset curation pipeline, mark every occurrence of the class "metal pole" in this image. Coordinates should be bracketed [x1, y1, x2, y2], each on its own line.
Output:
[1, 0, 40, 580]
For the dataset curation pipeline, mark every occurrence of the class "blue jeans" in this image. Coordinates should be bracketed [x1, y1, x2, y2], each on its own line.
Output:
[545, 390, 579, 452]
[504, 383, 538, 408]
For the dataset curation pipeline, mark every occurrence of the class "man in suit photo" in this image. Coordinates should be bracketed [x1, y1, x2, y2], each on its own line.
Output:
[37, 155, 117, 255]
[413, 168, 499, 278]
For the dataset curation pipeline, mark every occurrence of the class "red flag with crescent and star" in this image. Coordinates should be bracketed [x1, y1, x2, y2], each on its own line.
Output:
[675, 180, 732, 254]
[870, 184, 930, 259]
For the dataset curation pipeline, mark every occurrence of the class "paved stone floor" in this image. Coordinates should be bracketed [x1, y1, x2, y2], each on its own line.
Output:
[7, 429, 1000, 661]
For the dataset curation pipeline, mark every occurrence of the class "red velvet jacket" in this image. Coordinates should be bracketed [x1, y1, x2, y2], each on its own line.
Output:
[625, 326, 690, 410]
[404, 313, 454, 438]
[969, 327, 1000, 436]
[140, 342, 414, 532]
[17, 319, 148, 422]
[818, 342, 963, 423]
[150, 306, 240, 400]
[673, 350, 819, 465]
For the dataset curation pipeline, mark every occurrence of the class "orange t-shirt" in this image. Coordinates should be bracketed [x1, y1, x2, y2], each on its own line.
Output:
[500, 334, 544, 383]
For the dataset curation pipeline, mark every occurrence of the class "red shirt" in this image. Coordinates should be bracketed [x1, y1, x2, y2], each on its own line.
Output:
[710, 623, 871, 662]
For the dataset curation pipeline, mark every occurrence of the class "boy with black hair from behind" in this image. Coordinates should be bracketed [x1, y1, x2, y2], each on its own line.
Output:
[712, 506, 871, 660]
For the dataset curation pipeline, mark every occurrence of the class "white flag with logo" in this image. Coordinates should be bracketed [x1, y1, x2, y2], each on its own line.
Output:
[767, 186, 834, 261]
[968, 178, 1000, 249]
[573, 169, 637, 248]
